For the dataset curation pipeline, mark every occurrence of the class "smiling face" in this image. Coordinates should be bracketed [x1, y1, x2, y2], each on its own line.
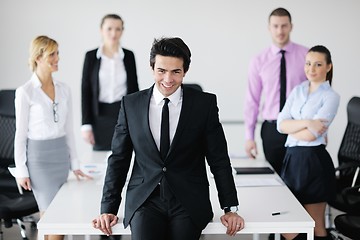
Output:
[36, 46, 59, 73]
[268, 15, 292, 48]
[100, 18, 123, 47]
[305, 51, 332, 83]
[153, 55, 185, 97]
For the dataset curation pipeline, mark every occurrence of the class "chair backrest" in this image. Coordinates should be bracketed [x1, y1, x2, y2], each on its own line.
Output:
[0, 90, 15, 117]
[338, 97, 360, 162]
[338, 97, 360, 171]
[0, 90, 16, 167]
[183, 83, 203, 92]
[347, 96, 360, 125]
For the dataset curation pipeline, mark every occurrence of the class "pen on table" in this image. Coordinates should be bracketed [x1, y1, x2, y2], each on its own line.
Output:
[271, 211, 281, 216]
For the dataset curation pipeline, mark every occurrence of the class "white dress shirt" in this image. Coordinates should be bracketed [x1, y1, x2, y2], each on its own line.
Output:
[14, 73, 79, 177]
[97, 45, 127, 103]
[149, 85, 182, 151]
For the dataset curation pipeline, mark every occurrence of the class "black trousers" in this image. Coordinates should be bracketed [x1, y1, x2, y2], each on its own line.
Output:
[260, 121, 287, 175]
[130, 183, 202, 240]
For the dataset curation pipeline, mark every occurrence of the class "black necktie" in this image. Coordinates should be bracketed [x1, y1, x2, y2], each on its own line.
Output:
[160, 98, 170, 160]
[280, 50, 286, 111]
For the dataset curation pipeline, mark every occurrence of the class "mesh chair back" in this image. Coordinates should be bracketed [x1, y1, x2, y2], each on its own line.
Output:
[336, 97, 360, 187]
[338, 97, 360, 164]
[0, 116, 15, 160]
[0, 90, 16, 167]
[0, 90, 15, 117]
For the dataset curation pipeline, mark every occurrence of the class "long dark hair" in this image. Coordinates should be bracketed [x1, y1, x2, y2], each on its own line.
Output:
[308, 45, 333, 85]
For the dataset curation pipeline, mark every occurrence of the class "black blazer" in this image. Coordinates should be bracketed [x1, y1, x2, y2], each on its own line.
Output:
[81, 48, 139, 125]
[101, 85, 238, 230]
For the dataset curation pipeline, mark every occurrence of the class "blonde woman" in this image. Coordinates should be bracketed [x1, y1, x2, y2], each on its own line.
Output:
[14, 36, 91, 240]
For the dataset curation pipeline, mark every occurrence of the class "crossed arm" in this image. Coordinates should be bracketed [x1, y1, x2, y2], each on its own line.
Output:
[278, 118, 328, 141]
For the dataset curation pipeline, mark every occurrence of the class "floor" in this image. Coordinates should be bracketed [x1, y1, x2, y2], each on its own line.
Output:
[1, 208, 342, 240]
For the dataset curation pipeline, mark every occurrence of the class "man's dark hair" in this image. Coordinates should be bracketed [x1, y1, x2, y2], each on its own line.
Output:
[150, 37, 191, 73]
[269, 8, 292, 23]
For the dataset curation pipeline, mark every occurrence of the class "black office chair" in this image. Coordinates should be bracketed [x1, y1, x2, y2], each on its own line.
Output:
[328, 96, 360, 214]
[0, 89, 39, 240]
[332, 184, 360, 239]
[183, 83, 203, 92]
[334, 214, 360, 240]
[327, 97, 360, 239]
[0, 90, 18, 194]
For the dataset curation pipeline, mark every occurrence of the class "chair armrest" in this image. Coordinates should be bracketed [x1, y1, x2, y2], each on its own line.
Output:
[335, 162, 360, 172]
[341, 184, 360, 207]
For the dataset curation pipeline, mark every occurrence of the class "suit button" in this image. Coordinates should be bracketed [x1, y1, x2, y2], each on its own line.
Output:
[162, 167, 167, 172]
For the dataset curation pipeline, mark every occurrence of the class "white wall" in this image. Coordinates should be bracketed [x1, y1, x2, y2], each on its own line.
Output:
[1, 0, 359, 163]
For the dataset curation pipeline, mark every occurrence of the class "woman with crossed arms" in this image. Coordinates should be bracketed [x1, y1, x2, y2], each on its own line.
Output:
[277, 45, 340, 240]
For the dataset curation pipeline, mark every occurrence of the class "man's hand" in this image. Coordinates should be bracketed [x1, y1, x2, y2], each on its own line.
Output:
[245, 140, 257, 159]
[92, 213, 119, 236]
[220, 212, 245, 236]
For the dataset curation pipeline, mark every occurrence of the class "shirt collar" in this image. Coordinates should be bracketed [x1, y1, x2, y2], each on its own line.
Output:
[320, 80, 331, 89]
[271, 41, 294, 55]
[302, 80, 331, 92]
[96, 44, 124, 60]
[317, 80, 331, 90]
[153, 84, 182, 106]
[30, 72, 59, 88]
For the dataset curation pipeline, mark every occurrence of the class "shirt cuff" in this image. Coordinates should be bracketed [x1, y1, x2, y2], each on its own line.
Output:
[14, 166, 30, 178]
[81, 124, 92, 132]
[70, 158, 80, 171]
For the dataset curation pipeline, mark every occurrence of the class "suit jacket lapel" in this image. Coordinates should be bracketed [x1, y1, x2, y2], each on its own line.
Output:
[91, 53, 101, 115]
[166, 86, 193, 159]
[140, 86, 163, 161]
[93, 54, 101, 96]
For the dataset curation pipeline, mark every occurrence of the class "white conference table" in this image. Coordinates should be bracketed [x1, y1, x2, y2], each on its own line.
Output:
[37, 155, 314, 240]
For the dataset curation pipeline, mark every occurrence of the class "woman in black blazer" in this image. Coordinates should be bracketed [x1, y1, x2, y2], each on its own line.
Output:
[81, 14, 139, 151]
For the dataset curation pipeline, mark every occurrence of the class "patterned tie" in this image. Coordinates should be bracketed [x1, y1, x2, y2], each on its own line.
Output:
[280, 50, 286, 111]
[160, 98, 170, 160]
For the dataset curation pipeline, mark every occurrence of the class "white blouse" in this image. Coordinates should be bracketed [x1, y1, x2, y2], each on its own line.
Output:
[97, 46, 127, 103]
[14, 73, 79, 177]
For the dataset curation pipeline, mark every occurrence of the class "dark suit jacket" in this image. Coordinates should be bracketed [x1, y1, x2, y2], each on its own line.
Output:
[101, 85, 238, 230]
[81, 48, 139, 125]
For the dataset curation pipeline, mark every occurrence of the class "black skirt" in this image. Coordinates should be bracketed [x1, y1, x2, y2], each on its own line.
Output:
[92, 101, 121, 151]
[281, 145, 336, 204]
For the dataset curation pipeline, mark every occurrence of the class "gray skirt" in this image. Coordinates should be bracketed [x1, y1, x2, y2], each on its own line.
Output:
[27, 136, 70, 211]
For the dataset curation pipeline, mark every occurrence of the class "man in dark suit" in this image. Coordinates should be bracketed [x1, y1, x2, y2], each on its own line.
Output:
[93, 37, 244, 240]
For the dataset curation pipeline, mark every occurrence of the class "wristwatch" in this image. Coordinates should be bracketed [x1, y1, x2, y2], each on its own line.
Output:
[224, 206, 238, 214]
